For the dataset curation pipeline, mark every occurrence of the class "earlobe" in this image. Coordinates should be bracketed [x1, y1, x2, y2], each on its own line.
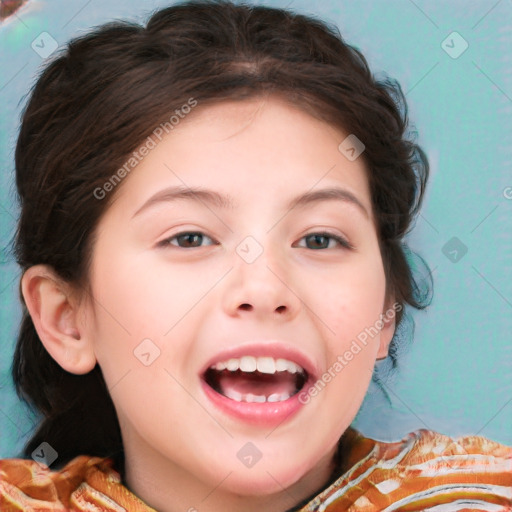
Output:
[376, 303, 397, 360]
[21, 265, 97, 375]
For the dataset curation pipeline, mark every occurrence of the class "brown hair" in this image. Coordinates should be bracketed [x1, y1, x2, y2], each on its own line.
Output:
[11, 0, 431, 475]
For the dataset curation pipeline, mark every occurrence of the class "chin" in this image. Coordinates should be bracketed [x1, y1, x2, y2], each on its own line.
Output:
[211, 454, 318, 498]
[221, 470, 302, 497]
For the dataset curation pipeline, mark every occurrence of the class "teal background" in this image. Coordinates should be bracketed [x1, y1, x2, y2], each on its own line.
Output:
[1, 0, 511, 458]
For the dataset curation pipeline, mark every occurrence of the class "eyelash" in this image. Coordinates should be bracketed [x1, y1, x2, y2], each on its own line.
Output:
[157, 231, 354, 250]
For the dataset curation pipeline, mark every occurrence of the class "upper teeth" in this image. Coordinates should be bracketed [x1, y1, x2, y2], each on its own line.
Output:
[211, 356, 304, 375]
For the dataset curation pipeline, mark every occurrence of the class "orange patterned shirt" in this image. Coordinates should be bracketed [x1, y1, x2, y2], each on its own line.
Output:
[1, 429, 511, 511]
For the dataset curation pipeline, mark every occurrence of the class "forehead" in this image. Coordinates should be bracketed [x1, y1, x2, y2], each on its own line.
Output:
[104, 95, 374, 222]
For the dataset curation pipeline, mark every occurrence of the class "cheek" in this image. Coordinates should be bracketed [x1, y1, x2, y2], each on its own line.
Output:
[317, 255, 387, 340]
[87, 250, 214, 381]
[89, 249, 200, 335]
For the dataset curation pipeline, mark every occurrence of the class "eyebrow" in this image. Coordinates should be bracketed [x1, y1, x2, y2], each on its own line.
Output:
[132, 185, 369, 219]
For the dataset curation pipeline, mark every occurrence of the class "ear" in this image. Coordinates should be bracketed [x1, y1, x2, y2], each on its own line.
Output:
[20, 264, 97, 375]
[376, 299, 398, 359]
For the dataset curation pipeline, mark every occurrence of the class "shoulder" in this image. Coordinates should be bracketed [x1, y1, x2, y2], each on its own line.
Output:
[302, 428, 512, 512]
[0, 455, 157, 511]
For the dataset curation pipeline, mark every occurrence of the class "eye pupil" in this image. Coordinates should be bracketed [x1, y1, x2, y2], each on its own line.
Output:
[179, 233, 202, 247]
[308, 234, 329, 249]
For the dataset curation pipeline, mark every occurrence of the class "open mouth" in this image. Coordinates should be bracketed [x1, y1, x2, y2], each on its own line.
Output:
[203, 356, 308, 403]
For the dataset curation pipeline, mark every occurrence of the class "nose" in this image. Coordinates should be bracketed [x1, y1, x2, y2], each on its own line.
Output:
[221, 236, 302, 322]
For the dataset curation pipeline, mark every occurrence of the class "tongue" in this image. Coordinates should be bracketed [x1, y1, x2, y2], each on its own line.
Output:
[217, 370, 298, 397]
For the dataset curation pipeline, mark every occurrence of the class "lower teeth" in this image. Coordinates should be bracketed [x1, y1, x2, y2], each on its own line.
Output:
[223, 389, 291, 403]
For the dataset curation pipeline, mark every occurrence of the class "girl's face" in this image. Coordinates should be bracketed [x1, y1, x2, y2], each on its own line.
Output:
[81, 96, 395, 508]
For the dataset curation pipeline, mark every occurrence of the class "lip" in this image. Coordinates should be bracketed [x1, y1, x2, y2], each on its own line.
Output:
[200, 379, 314, 427]
[199, 341, 320, 427]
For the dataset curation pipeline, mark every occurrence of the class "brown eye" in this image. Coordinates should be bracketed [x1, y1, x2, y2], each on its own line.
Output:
[159, 232, 216, 248]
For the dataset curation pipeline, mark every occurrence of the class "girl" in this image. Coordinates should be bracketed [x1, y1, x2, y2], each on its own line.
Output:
[1, 1, 511, 510]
